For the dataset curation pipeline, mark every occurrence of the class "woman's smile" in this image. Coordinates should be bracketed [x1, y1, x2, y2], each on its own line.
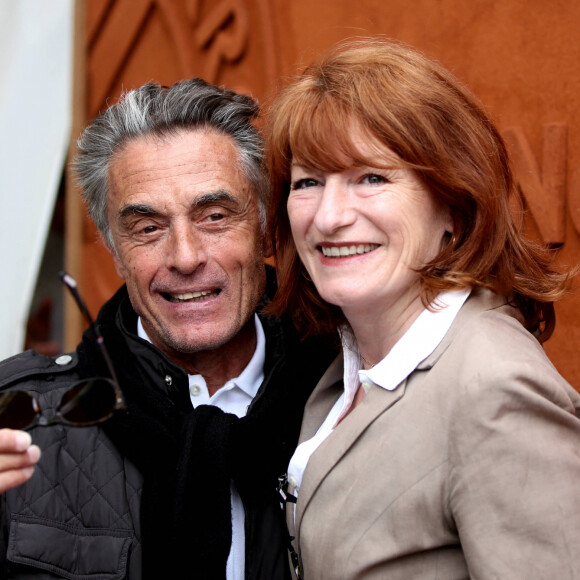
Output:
[318, 243, 380, 258]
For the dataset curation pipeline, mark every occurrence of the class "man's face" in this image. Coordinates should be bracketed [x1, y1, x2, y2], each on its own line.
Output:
[107, 129, 267, 367]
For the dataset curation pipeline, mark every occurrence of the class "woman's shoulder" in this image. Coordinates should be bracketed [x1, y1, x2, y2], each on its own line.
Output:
[430, 288, 579, 412]
[444, 288, 545, 361]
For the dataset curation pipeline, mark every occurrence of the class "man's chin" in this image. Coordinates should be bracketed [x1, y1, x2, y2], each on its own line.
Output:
[160, 329, 238, 355]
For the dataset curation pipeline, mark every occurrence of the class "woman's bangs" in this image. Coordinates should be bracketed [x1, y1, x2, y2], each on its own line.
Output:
[288, 96, 366, 172]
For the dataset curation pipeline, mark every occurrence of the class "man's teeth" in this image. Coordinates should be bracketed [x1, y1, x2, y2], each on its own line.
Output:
[321, 244, 379, 258]
[167, 290, 219, 303]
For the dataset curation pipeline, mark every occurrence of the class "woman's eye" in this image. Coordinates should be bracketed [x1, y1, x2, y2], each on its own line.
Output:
[362, 173, 387, 185]
[291, 178, 319, 190]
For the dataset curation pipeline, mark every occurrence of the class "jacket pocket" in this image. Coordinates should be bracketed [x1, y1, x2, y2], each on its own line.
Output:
[7, 515, 133, 579]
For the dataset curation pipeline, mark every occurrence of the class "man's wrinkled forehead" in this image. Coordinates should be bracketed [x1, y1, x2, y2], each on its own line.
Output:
[108, 129, 252, 198]
[112, 127, 244, 171]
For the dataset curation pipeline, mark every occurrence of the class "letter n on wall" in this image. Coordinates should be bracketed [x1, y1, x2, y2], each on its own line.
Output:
[502, 124, 567, 247]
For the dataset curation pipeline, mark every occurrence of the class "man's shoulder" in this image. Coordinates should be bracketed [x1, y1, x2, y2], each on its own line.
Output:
[0, 349, 80, 390]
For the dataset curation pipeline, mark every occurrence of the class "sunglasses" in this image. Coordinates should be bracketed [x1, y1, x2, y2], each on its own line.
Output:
[0, 272, 125, 430]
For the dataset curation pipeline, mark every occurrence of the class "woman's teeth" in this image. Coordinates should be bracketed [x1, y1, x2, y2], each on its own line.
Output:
[320, 244, 378, 258]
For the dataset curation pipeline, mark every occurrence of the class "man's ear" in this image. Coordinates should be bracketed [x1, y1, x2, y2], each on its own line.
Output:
[112, 255, 127, 280]
[262, 232, 274, 260]
[105, 240, 127, 281]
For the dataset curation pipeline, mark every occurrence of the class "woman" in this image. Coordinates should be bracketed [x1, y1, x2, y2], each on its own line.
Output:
[265, 37, 580, 579]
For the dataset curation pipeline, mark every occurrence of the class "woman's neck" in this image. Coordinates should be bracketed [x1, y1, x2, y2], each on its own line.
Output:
[345, 293, 426, 368]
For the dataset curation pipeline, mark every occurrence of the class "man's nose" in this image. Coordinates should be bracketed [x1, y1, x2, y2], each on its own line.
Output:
[313, 178, 356, 234]
[166, 226, 207, 274]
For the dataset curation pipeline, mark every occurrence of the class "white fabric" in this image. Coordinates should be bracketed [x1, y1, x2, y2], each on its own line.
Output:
[287, 289, 471, 508]
[183, 314, 265, 411]
[0, 0, 74, 359]
[138, 314, 265, 580]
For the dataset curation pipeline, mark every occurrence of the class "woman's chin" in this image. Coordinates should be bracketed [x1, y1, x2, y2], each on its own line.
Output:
[319, 290, 376, 315]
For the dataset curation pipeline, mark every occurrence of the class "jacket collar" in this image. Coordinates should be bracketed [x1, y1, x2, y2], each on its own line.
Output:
[416, 288, 515, 372]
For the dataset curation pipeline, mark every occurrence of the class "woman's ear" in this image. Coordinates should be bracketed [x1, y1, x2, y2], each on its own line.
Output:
[444, 208, 454, 237]
[443, 207, 455, 244]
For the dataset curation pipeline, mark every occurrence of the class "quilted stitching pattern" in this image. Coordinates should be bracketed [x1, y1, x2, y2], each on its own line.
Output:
[3, 376, 143, 575]
[13, 426, 141, 531]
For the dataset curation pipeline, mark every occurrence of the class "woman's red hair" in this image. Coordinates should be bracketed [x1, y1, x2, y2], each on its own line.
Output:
[265, 37, 571, 342]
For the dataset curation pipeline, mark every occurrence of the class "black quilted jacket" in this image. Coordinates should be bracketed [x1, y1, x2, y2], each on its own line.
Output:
[0, 340, 144, 578]
[0, 271, 336, 579]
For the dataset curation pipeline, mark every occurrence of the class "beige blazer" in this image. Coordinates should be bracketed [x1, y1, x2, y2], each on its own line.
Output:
[288, 289, 580, 579]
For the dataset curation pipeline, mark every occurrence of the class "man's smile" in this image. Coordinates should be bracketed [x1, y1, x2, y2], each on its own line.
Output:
[162, 289, 222, 303]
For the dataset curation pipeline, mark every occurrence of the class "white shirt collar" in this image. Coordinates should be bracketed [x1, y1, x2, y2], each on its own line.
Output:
[225, 314, 265, 398]
[137, 314, 265, 409]
[339, 289, 470, 420]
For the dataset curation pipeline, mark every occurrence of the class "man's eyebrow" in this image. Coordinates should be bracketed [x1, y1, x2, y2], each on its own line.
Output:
[118, 204, 158, 220]
[117, 191, 237, 220]
[193, 190, 236, 208]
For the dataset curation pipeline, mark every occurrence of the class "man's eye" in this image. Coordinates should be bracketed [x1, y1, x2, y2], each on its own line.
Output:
[291, 178, 319, 190]
[206, 213, 225, 222]
[140, 225, 158, 234]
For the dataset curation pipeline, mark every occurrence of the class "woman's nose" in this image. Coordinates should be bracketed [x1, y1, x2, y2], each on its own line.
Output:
[313, 178, 356, 234]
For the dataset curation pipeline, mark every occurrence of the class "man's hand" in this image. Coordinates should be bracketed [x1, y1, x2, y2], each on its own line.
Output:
[0, 429, 41, 493]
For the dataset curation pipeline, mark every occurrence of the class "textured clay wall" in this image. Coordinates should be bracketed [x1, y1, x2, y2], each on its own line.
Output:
[77, 0, 580, 387]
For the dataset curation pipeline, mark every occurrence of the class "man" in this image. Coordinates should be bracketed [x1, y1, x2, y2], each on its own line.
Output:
[0, 79, 334, 579]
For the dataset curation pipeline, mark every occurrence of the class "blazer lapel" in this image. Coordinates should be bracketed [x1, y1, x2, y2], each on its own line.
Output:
[295, 380, 407, 543]
[291, 290, 515, 550]
[298, 353, 344, 442]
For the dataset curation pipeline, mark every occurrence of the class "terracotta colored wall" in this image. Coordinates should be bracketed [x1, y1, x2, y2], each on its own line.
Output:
[75, 0, 580, 387]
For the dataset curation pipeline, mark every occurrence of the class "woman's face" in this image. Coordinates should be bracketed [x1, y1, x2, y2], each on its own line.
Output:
[287, 128, 453, 322]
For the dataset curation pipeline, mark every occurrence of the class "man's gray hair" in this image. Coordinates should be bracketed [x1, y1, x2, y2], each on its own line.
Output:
[73, 79, 268, 248]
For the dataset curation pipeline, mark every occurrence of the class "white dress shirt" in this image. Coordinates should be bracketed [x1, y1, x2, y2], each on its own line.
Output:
[138, 314, 266, 580]
[287, 289, 471, 513]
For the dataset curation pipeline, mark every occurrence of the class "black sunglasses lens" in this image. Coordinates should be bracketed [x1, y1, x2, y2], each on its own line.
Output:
[0, 391, 38, 429]
[58, 379, 118, 426]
